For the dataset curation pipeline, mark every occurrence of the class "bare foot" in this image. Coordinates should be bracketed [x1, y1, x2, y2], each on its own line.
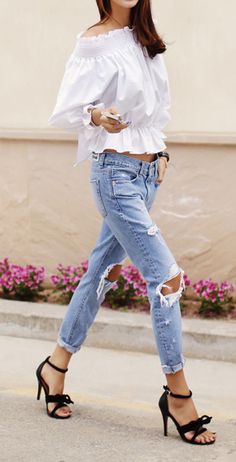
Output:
[41, 362, 72, 417]
[168, 395, 217, 444]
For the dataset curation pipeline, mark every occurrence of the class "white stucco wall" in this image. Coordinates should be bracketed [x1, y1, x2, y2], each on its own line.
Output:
[0, 1, 236, 282]
[0, 0, 235, 133]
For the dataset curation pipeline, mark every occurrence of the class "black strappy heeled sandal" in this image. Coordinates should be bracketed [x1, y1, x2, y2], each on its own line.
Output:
[158, 385, 216, 445]
[36, 355, 74, 419]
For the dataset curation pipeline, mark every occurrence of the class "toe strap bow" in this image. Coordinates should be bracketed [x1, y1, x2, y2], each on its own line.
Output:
[180, 414, 212, 435]
[46, 393, 74, 404]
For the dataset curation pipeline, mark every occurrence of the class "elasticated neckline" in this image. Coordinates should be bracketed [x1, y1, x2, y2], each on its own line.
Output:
[75, 26, 136, 57]
[77, 26, 134, 42]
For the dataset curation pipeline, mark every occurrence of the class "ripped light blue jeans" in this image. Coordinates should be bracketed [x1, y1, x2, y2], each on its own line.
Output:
[58, 151, 186, 374]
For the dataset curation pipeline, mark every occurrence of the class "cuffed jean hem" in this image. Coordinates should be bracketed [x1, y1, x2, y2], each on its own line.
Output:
[161, 358, 186, 374]
[57, 337, 81, 354]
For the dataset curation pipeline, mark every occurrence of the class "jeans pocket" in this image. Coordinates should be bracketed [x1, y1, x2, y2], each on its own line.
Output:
[111, 166, 138, 184]
[111, 167, 139, 198]
[89, 178, 107, 217]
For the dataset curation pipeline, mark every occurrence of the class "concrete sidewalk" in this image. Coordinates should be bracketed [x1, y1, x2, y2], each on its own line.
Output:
[0, 298, 235, 362]
[1, 335, 236, 462]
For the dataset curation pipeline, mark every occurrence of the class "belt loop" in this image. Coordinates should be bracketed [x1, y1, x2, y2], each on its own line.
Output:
[99, 152, 106, 167]
[139, 161, 144, 175]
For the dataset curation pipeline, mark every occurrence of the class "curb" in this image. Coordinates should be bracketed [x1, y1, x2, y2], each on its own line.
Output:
[0, 299, 235, 362]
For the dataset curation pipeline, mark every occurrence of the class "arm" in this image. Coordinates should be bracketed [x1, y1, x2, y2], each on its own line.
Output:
[89, 106, 129, 133]
[48, 43, 128, 135]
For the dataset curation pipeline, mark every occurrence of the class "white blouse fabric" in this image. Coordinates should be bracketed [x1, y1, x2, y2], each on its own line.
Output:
[48, 26, 171, 167]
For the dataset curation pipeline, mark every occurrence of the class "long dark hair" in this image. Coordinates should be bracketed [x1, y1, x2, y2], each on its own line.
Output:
[92, 0, 166, 58]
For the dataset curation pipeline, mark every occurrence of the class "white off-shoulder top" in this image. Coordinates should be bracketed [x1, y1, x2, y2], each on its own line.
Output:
[48, 26, 171, 167]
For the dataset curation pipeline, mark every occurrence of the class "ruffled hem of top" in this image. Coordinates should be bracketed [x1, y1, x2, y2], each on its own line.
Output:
[73, 125, 167, 166]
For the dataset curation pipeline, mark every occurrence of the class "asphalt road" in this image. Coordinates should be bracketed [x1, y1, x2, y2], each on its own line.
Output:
[0, 335, 236, 462]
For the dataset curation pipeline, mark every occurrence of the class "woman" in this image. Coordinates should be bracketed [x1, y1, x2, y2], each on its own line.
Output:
[36, 0, 216, 445]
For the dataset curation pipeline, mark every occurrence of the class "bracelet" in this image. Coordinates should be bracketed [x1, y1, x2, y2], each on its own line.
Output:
[158, 151, 170, 162]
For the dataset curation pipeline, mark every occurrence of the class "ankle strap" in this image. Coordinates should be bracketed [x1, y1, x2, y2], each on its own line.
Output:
[163, 385, 192, 398]
[46, 356, 68, 373]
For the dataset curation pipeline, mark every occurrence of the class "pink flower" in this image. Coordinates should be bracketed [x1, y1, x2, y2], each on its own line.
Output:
[0, 258, 45, 299]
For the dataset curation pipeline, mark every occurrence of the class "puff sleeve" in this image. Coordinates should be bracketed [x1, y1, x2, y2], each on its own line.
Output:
[48, 39, 105, 134]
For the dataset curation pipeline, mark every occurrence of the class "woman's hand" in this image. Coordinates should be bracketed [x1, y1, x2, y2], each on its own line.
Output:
[156, 157, 168, 184]
[91, 106, 129, 133]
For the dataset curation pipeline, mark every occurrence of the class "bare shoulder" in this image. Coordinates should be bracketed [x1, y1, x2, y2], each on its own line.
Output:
[81, 24, 109, 38]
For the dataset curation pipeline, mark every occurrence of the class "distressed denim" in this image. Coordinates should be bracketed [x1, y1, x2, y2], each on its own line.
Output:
[58, 151, 186, 374]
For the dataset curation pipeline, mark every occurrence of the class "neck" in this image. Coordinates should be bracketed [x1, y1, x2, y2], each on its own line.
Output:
[109, 4, 131, 27]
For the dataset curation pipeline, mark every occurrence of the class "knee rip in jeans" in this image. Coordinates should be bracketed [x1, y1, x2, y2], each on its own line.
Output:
[156, 263, 185, 308]
[96, 261, 125, 299]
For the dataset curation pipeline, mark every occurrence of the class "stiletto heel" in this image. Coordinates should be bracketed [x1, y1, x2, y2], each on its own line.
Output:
[37, 381, 42, 400]
[36, 355, 74, 419]
[158, 385, 216, 445]
[161, 409, 168, 436]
